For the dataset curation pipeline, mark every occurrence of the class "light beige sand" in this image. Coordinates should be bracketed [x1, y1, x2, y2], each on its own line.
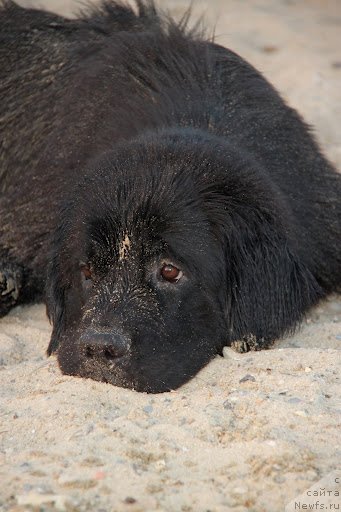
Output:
[1, 1, 340, 511]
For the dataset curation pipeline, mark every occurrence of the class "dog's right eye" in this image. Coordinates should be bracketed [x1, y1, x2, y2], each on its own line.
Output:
[80, 264, 92, 280]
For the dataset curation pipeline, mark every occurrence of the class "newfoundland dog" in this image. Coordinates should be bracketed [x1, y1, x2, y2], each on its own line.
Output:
[0, 1, 340, 392]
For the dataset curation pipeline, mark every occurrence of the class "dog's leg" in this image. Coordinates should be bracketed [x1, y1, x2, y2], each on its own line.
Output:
[0, 262, 23, 317]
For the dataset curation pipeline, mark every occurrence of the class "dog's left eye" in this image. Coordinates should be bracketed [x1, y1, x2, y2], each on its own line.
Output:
[160, 263, 183, 283]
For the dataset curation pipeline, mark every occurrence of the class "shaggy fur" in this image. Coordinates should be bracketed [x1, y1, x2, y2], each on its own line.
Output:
[0, 1, 340, 392]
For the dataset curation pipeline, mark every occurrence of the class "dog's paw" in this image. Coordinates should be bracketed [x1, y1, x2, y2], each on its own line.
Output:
[231, 334, 272, 353]
[0, 265, 22, 316]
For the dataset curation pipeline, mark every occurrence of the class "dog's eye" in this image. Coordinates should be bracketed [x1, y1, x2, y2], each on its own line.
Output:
[80, 264, 92, 280]
[160, 263, 183, 283]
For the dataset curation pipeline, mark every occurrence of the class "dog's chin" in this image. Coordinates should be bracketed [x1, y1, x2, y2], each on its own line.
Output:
[55, 335, 203, 393]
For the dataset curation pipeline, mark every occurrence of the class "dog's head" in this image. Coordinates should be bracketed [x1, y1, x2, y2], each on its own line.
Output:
[46, 129, 320, 392]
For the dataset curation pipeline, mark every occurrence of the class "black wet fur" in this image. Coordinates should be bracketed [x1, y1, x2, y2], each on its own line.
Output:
[0, 1, 340, 392]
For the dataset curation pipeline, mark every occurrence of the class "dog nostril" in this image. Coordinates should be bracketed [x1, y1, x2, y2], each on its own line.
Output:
[85, 346, 94, 358]
[81, 330, 130, 363]
[104, 347, 117, 360]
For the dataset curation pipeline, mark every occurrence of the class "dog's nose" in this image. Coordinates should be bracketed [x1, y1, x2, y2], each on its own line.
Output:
[80, 330, 130, 362]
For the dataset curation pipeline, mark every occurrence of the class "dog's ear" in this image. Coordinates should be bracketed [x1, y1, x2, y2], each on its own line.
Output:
[45, 222, 66, 356]
[45, 215, 74, 356]
[224, 225, 322, 346]
[46, 253, 66, 355]
[204, 182, 323, 346]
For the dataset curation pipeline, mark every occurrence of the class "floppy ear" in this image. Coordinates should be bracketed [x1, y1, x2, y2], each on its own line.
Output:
[45, 211, 79, 356]
[224, 223, 323, 347]
[45, 224, 68, 355]
[203, 175, 323, 348]
[46, 255, 66, 355]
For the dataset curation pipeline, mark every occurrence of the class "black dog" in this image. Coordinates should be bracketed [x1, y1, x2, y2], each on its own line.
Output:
[0, 1, 340, 392]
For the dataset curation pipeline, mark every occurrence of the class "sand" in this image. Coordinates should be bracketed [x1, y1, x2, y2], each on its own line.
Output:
[1, 1, 340, 511]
